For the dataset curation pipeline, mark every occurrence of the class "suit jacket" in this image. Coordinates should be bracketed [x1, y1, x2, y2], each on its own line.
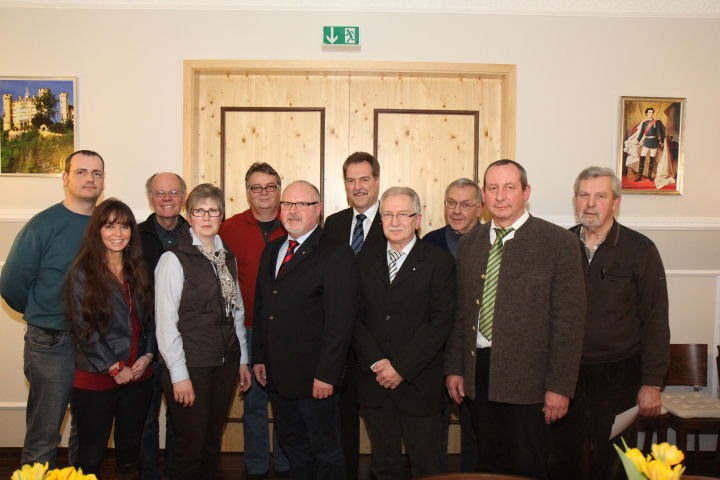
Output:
[323, 207, 385, 251]
[444, 215, 586, 405]
[354, 238, 455, 415]
[252, 227, 359, 399]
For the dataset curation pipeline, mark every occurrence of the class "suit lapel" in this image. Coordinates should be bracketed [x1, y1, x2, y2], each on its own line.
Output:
[365, 210, 385, 247]
[276, 227, 321, 279]
[389, 237, 423, 288]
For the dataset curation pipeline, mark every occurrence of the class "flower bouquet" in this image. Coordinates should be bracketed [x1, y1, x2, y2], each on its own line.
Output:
[614, 438, 686, 480]
[10, 463, 97, 480]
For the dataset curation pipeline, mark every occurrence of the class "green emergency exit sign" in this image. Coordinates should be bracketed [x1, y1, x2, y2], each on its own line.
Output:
[323, 26, 360, 45]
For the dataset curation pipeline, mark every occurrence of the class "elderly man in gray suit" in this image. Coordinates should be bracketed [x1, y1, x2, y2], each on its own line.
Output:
[445, 159, 586, 479]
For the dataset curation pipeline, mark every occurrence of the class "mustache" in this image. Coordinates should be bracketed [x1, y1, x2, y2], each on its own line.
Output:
[583, 208, 598, 216]
[386, 226, 405, 232]
[286, 214, 303, 221]
[352, 191, 367, 196]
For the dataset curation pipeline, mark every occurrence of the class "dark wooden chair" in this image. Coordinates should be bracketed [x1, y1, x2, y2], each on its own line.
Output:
[658, 344, 720, 474]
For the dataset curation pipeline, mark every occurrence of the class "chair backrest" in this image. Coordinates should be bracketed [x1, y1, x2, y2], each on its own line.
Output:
[664, 344, 708, 389]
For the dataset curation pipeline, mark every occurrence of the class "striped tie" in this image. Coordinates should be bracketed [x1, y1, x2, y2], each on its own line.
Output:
[388, 249, 403, 283]
[350, 213, 366, 254]
[477, 227, 513, 340]
[277, 240, 299, 277]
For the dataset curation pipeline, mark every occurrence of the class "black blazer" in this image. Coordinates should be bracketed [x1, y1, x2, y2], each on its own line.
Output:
[354, 238, 455, 415]
[323, 207, 385, 251]
[252, 227, 359, 399]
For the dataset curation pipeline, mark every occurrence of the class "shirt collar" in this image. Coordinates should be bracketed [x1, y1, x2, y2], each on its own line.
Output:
[354, 202, 379, 222]
[387, 234, 417, 257]
[189, 227, 225, 252]
[491, 209, 529, 232]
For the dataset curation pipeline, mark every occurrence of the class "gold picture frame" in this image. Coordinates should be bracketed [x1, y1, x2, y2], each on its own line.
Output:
[618, 96, 684, 194]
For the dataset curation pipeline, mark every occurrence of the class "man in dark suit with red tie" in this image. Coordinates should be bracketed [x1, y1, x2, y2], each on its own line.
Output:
[323, 151, 385, 479]
[354, 187, 455, 480]
[253, 180, 359, 480]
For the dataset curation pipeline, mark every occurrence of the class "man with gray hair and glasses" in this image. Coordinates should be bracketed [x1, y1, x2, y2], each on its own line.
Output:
[138, 172, 189, 480]
[354, 187, 455, 479]
[550, 166, 669, 480]
[423, 178, 482, 472]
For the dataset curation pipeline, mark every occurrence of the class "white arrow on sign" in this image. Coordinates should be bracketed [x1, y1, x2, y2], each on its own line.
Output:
[325, 27, 338, 44]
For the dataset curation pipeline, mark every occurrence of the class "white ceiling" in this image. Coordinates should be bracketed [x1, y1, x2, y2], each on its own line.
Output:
[1, 0, 719, 17]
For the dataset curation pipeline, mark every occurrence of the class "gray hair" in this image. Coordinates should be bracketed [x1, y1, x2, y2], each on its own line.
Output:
[446, 178, 482, 203]
[145, 172, 187, 197]
[574, 166, 621, 199]
[380, 186, 422, 214]
[284, 180, 321, 202]
[186, 183, 225, 217]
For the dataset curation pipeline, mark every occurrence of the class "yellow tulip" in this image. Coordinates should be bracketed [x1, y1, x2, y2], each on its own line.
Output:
[652, 442, 685, 466]
[10, 463, 48, 480]
[646, 459, 675, 480]
[625, 447, 650, 475]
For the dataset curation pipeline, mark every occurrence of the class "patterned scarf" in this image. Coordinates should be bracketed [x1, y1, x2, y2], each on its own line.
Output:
[196, 244, 239, 317]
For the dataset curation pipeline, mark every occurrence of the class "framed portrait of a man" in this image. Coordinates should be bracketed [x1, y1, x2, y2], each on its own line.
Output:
[618, 96, 684, 194]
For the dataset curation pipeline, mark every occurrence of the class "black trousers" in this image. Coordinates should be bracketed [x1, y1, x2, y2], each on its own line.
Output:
[550, 355, 641, 480]
[338, 350, 360, 480]
[161, 361, 239, 480]
[72, 378, 153, 476]
[269, 391, 345, 480]
[468, 348, 550, 480]
[363, 397, 443, 480]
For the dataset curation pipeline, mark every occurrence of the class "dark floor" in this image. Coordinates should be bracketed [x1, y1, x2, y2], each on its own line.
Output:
[2, 449, 717, 479]
[0, 449, 460, 479]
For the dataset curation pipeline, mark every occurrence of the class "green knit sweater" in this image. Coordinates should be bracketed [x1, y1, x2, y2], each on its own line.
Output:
[0, 202, 91, 330]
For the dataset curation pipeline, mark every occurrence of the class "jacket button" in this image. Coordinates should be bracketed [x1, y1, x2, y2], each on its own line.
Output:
[385, 315, 391, 321]
[269, 315, 274, 320]
[475, 299, 480, 305]
[472, 325, 476, 331]
[480, 274, 486, 279]
[471, 350, 475, 357]
[272, 290, 277, 295]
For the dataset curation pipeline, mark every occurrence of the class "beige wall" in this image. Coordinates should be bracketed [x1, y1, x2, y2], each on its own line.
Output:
[1, 7, 719, 446]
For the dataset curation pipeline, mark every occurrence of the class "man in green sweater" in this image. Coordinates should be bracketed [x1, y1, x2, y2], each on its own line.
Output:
[0, 150, 105, 468]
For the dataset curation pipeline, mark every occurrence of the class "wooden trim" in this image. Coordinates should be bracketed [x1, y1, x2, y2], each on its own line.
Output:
[373, 108, 480, 182]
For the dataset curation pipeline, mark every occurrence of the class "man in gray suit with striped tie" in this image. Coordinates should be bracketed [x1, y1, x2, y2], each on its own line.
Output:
[444, 160, 586, 479]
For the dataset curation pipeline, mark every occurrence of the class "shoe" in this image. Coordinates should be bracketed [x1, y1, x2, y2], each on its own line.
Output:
[274, 471, 290, 479]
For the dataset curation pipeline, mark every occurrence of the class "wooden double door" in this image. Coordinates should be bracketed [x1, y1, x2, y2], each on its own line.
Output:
[184, 60, 516, 452]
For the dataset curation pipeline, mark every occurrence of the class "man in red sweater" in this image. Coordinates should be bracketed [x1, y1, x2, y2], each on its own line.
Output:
[219, 162, 288, 479]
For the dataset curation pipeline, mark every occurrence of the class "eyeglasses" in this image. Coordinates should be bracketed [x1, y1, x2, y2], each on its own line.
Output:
[381, 212, 418, 221]
[445, 200, 477, 211]
[73, 168, 104, 179]
[153, 190, 182, 198]
[249, 184, 279, 193]
[279, 201, 319, 210]
[191, 208, 222, 217]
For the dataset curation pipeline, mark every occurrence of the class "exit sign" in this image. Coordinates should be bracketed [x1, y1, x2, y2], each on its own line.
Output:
[323, 26, 359, 46]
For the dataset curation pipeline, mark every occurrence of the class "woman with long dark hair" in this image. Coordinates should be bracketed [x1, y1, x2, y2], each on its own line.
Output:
[155, 183, 251, 480]
[66, 198, 155, 477]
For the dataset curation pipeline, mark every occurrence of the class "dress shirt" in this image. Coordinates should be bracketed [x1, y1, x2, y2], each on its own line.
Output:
[477, 209, 530, 348]
[274, 225, 319, 276]
[386, 235, 417, 274]
[349, 202, 379, 244]
[155, 227, 249, 384]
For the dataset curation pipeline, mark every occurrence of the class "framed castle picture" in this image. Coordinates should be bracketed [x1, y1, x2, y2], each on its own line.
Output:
[0, 77, 78, 176]
[618, 96, 685, 194]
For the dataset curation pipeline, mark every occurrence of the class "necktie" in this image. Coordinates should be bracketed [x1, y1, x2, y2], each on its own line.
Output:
[277, 240, 299, 277]
[350, 213, 366, 254]
[477, 227, 514, 340]
[388, 249, 403, 283]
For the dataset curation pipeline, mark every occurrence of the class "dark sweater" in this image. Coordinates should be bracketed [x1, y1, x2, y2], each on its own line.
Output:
[570, 220, 670, 386]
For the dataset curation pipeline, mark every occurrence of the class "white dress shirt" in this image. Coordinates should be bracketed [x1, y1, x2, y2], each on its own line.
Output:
[274, 225, 318, 276]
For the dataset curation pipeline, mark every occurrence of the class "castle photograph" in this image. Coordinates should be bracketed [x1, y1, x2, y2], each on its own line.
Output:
[1, 78, 75, 175]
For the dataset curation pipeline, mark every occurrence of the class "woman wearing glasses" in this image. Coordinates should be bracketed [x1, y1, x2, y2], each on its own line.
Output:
[65, 199, 155, 477]
[155, 183, 251, 480]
